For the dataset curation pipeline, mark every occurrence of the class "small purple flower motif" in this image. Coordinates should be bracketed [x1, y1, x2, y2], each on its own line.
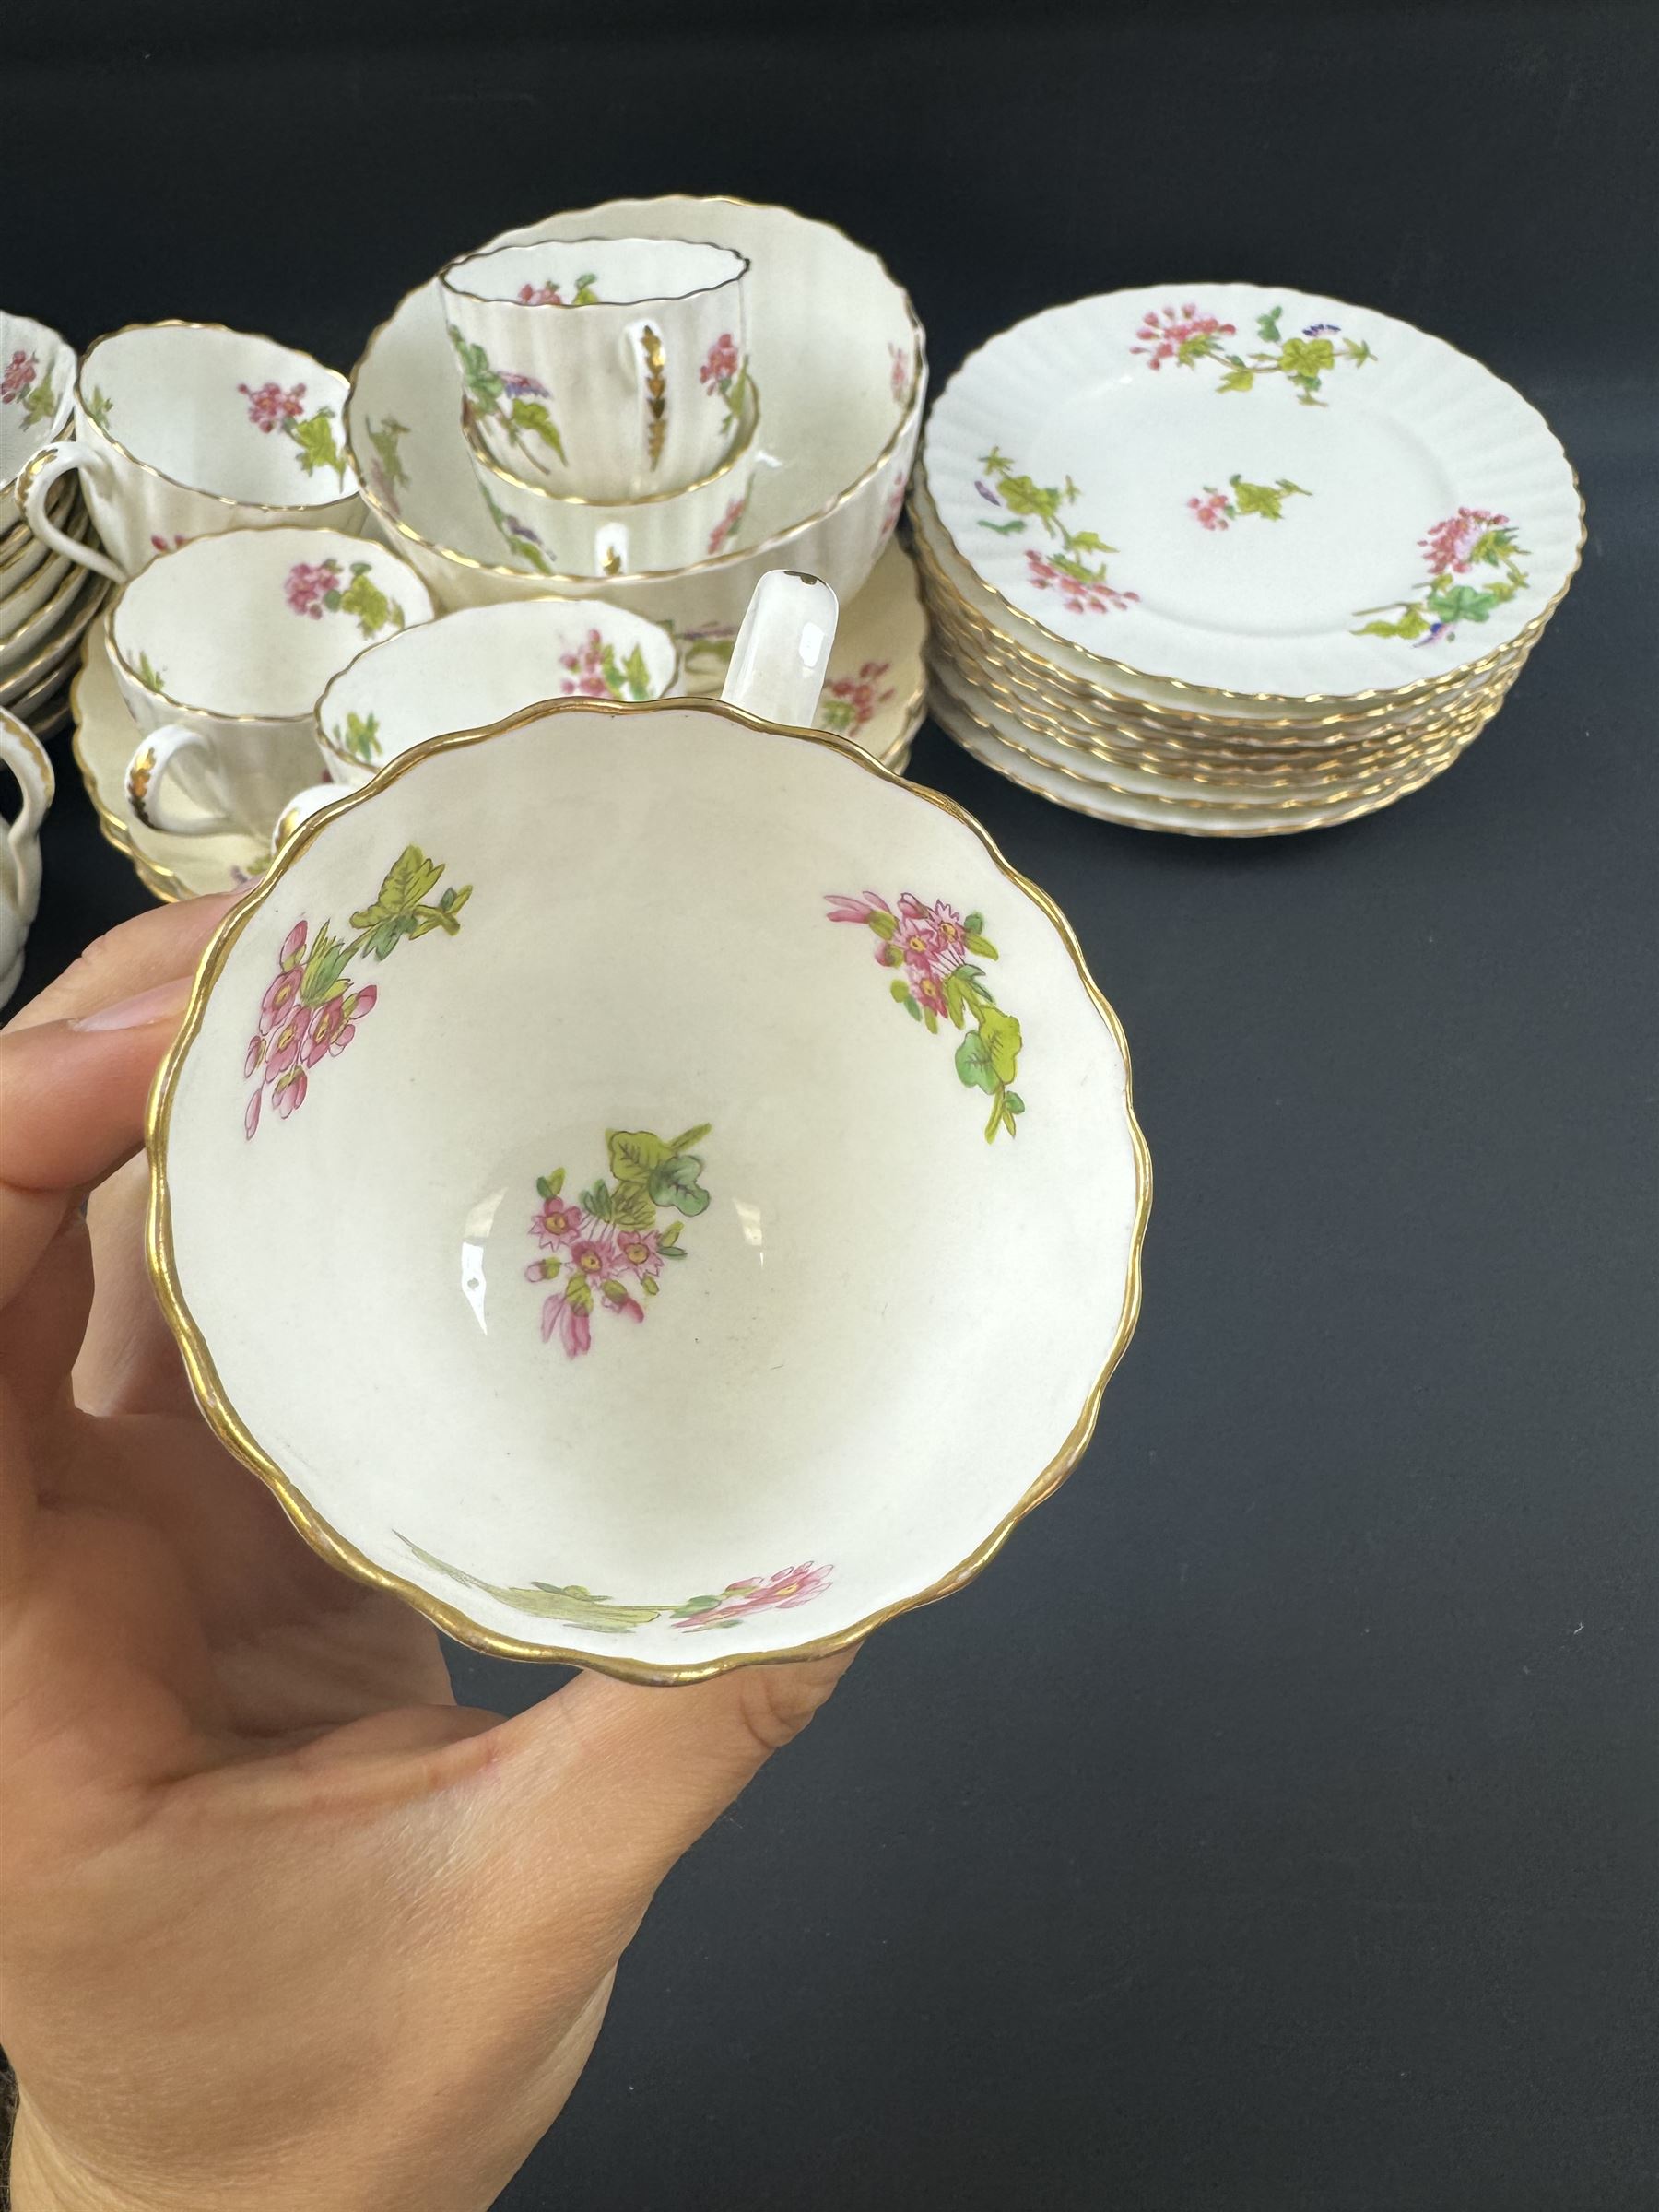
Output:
[1303, 322, 1341, 335]
[500, 371, 550, 400]
[974, 478, 1002, 506]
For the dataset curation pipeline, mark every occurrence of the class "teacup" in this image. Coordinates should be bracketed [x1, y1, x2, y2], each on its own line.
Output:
[441, 236, 750, 500]
[146, 564, 1149, 1681]
[0, 705, 53, 1007]
[0, 311, 76, 532]
[309, 595, 678, 791]
[116, 526, 433, 840]
[22, 322, 364, 582]
[461, 375, 760, 579]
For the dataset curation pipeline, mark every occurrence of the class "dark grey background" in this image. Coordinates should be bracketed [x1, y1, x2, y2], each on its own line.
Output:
[10, 3, 1657, 2205]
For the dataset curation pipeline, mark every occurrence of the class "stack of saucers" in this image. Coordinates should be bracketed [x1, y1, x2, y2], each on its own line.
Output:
[0, 312, 110, 738]
[913, 284, 1583, 835]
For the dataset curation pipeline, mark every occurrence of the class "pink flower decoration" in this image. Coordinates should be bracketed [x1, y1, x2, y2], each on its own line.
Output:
[888, 342, 909, 404]
[600, 1282, 644, 1324]
[1025, 548, 1137, 617]
[559, 630, 614, 698]
[243, 1036, 264, 1079]
[825, 890, 894, 926]
[1419, 507, 1509, 576]
[304, 984, 375, 1065]
[567, 1232, 620, 1283]
[244, 1090, 262, 1140]
[533, 1195, 586, 1247]
[541, 1292, 591, 1359]
[700, 333, 741, 390]
[279, 920, 308, 967]
[912, 971, 948, 1021]
[706, 494, 747, 557]
[285, 560, 338, 619]
[239, 380, 306, 433]
[674, 1561, 832, 1630]
[1131, 302, 1237, 370]
[1, 350, 37, 406]
[1189, 490, 1230, 532]
[615, 1228, 663, 1279]
[271, 1065, 307, 1119]
[517, 281, 564, 305]
[258, 966, 304, 1034]
[263, 1005, 312, 1083]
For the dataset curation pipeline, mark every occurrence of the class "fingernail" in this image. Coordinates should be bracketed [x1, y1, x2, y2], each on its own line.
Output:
[68, 974, 194, 1033]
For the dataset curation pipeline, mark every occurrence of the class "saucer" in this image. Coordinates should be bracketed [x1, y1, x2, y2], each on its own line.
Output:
[72, 537, 929, 902]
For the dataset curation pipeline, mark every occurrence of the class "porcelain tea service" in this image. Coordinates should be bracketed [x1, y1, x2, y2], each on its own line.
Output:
[23, 321, 364, 582]
[442, 237, 750, 499]
[0, 706, 53, 1006]
[115, 526, 432, 839]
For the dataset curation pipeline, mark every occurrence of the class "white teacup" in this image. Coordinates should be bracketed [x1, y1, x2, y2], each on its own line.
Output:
[310, 595, 678, 791]
[0, 706, 53, 1007]
[441, 237, 750, 500]
[0, 311, 76, 532]
[22, 322, 364, 582]
[461, 376, 760, 579]
[116, 526, 433, 840]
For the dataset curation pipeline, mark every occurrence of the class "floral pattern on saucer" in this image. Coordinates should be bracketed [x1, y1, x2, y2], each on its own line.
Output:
[1133, 300, 1376, 406]
[241, 846, 470, 1137]
[819, 660, 895, 737]
[515, 272, 598, 305]
[1189, 475, 1312, 530]
[973, 449, 1137, 618]
[399, 1539, 832, 1638]
[828, 890, 1025, 1142]
[284, 556, 406, 639]
[526, 1124, 711, 1358]
[1354, 507, 1529, 645]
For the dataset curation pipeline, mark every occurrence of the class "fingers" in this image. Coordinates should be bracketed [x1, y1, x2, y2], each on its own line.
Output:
[5, 893, 237, 1032]
[453, 1647, 859, 1975]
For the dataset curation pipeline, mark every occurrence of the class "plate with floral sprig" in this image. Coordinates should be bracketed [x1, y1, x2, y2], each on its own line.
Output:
[923, 284, 1583, 702]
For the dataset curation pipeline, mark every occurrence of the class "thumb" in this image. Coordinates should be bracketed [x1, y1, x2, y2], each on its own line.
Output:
[457, 1648, 859, 1969]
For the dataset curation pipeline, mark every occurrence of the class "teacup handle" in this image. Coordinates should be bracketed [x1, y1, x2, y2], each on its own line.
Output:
[0, 714, 55, 924]
[720, 570, 839, 730]
[125, 724, 250, 839]
[271, 782, 343, 853]
[20, 443, 125, 582]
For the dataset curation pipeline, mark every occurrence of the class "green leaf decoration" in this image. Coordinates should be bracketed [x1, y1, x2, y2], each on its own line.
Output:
[620, 642, 652, 700]
[641, 1274, 659, 1295]
[335, 711, 381, 763]
[977, 1004, 1023, 1085]
[866, 909, 897, 939]
[962, 912, 984, 935]
[608, 1180, 656, 1231]
[665, 1124, 712, 1155]
[535, 1175, 553, 1199]
[1256, 307, 1284, 344]
[21, 374, 56, 429]
[890, 977, 912, 1006]
[510, 395, 567, 464]
[964, 931, 997, 958]
[1277, 336, 1335, 381]
[135, 650, 166, 694]
[447, 326, 503, 409]
[299, 924, 353, 1006]
[1354, 607, 1430, 640]
[579, 1179, 614, 1221]
[979, 518, 1026, 535]
[1217, 366, 1255, 394]
[941, 970, 971, 1030]
[955, 1030, 996, 1094]
[1006, 1092, 1026, 1115]
[647, 1152, 710, 1216]
[290, 407, 347, 483]
[1066, 530, 1117, 556]
[347, 846, 469, 963]
[658, 1221, 680, 1247]
[991, 471, 1071, 534]
[336, 563, 399, 639]
[368, 415, 411, 497]
[1427, 583, 1498, 625]
[607, 1128, 672, 1183]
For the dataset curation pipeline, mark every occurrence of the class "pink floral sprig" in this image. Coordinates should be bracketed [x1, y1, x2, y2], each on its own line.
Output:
[1025, 547, 1138, 617]
[239, 380, 306, 434]
[700, 333, 741, 390]
[818, 660, 895, 736]
[1131, 302, 1237, 370]
[1, 350, 38, 406]
[1188, 488, 1231, 533]
[705, 493, 747, 556]
[1419, 506, 1511, 578]
[671, 1563, 833, 1631]
[242, 921, 377, 1138]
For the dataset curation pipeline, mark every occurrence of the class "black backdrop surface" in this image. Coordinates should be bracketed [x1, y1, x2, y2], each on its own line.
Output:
[7, 4, 1657, 2206]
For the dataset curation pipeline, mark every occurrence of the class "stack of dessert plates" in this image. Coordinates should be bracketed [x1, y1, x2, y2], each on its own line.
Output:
[913, 284, 1583, 835]
[0, 312, 110, 740]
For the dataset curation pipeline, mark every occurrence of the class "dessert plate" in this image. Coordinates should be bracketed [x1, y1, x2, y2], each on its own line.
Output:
[923, 285, 1582, 701]
[72, 538, 929, 901]
[147, 698, 1147, 1678]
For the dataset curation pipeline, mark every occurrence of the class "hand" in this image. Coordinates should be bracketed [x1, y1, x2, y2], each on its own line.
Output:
[0, 897, 854, 2212]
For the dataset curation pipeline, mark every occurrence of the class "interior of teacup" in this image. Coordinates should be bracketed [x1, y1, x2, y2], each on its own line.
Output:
[444, 237, 748, 309]
[153, 702, 1144, 1673]
[80, 324, 358, 506]
[315, 598, 677, 777]
[112, 527, 432, 717]
[0, 312, 76, 489]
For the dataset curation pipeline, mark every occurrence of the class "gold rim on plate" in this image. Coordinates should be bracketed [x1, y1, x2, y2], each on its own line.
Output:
[913, 288, 1586, 708]
[908, 469, 1563, 731]
[924, 571, 1526, 767]
[145, 693, 1149, 1684]
[932, 670, 1501, 834]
